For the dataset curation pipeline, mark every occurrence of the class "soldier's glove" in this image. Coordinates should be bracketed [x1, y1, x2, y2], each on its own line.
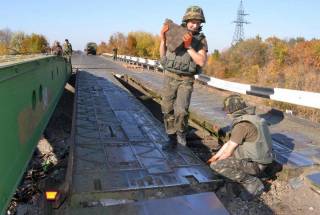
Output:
[160, 24, 169, 41]
[183, 32, 193, 49]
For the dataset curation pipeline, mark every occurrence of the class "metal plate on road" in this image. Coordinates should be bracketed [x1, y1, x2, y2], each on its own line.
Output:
[72, 71, 219, 194]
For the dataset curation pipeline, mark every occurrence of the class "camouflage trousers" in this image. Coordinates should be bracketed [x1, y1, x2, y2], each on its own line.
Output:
[161, 71, 194, 135]
[64, 55, 72, 64]
[210, 157, 263, 183]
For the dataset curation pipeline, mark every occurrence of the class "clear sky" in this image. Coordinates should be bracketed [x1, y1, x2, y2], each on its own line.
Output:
[1, 0, 319, 52]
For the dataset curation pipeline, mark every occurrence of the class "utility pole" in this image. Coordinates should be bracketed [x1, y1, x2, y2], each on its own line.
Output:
[232, 0, 250, 45]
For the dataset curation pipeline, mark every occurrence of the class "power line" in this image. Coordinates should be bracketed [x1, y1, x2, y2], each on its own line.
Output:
[232, 0, 250, 45]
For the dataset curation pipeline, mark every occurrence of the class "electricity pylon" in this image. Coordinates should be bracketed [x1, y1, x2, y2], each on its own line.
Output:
[232, 0, 250, 45]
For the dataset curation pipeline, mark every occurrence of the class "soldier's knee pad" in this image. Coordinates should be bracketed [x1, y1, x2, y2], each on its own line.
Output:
[161, 100, 174, 110]
[175, 108, 189, 117]
[163, 112, 174, 120]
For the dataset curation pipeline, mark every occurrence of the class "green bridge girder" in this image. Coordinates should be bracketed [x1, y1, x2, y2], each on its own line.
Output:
[0, 56, 71, 214]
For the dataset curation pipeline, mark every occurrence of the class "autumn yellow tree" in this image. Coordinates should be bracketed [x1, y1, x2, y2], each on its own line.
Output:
[128, 31, 160, 58]
[126, 34, 137, 55]
[97, 42, 109, 54]
[108, 32, 127, 54]
[29, 33, 49, 53]
[0, 29, 48, 55]
[99, 31, 160, 58]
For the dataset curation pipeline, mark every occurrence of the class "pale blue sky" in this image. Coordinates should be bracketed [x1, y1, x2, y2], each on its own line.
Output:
[1, 0, 319, 52]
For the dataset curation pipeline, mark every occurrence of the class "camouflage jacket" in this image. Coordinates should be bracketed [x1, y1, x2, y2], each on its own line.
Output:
[63, 43, 72, 55]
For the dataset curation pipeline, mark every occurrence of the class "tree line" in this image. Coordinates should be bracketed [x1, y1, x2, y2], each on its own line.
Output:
[205, 36, 320, 122]
[97, 32, 160, 59]
[206, 36, 320, 91]
[0, 28, 49, 55]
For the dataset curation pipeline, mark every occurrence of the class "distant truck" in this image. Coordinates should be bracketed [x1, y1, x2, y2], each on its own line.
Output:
[85, 42, 97, 55]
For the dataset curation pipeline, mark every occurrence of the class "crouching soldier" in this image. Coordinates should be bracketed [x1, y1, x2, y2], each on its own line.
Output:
[208, 95, 273, 201]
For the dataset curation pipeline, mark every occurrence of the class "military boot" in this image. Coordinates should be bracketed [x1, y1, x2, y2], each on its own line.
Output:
[239, 177, 264, 201]
[177, 131, 187, 146]
[162, 134, 177, 151]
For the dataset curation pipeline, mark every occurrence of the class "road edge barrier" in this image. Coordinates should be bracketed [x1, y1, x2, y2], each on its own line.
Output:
[103, 53, 320, 109]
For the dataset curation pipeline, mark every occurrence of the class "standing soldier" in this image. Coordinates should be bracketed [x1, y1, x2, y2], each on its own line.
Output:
[52, 41, 63, 56]
[160, 6, 208, 150]
[112, 47, 118, 61]
[207, 95, 273, 201]
[63, 39, 73, 63]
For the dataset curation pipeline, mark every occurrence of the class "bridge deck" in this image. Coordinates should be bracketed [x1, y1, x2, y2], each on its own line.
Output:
[64, 55, 224, 214]
[73, 55, 320, 170]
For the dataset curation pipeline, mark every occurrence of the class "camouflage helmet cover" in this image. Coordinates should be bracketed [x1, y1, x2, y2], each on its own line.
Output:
[182, 6, 206, 23]
[223, 95, 247, 114]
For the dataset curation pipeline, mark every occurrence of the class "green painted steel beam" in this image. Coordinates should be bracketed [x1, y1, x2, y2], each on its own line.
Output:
[0, 56, 71, 215]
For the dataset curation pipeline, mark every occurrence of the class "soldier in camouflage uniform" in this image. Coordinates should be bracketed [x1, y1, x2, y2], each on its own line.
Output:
[112, 47, 118, 61]
[63, 39, 73, 63]
[207, 95, 273, 201]
[160, 6, 208, 150]
[52, 41, 63, 56]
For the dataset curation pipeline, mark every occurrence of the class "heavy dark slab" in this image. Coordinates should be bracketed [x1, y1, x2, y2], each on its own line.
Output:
[164, 19, 188, 52]
[67, 56, 222, 212]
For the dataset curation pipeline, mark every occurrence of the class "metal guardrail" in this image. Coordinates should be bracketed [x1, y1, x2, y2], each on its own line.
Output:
[103, 53, 320, 109]
[194, 75, 320, 109]
[104, 53, 163, 70]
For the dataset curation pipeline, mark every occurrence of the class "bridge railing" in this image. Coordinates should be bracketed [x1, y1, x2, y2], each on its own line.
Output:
[103, 53, 320, 109]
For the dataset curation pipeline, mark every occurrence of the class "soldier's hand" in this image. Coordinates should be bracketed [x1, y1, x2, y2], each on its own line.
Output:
[213, 125, 220, 133]
[183, 32, 193, 49]
[160, 24, 169, 41]
[207, 155, 218, 164]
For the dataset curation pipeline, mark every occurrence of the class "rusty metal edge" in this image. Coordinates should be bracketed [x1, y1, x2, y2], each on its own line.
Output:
[61, 71, 79, 205]
[41, 73, 78, 214]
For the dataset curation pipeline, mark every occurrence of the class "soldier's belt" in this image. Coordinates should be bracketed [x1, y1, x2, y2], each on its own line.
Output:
[164, 70, 195, 80]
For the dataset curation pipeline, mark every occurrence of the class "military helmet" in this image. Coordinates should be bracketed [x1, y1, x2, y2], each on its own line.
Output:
[223, 95, 247, 114]
[182, 6, 206, 23]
